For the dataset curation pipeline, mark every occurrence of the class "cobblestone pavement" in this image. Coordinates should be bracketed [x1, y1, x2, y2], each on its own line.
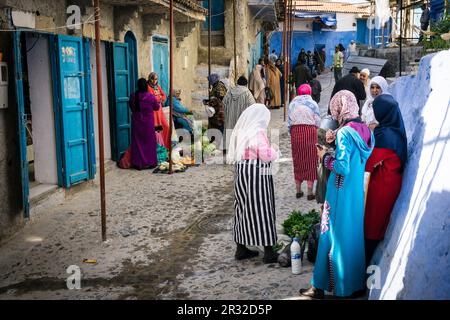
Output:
[0, 73, 335, 300]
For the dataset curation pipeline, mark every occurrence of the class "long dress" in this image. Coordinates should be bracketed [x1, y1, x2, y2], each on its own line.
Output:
[312, 124, 374, 297]
[265, 65, 282, 108]
[249, 65, 266, 104]
[148, 85, 170, 149]
[129, 92, 160, 169]
[364, 148, 403, 240]
[288, 95, 321, 183]
[233, 132, 278, 247]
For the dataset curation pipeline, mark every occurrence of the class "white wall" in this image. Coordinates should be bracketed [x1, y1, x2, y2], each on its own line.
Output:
[26, 34, 58, 185]
[336, 13, 357, 32]
[90, 42, 112, 161]
[279, 20, 313, 32]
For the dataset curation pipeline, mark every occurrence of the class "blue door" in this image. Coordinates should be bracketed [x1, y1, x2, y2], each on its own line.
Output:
[152, 37, 169, 96]
[357, 19, 367, 45]
[13, 31, 30, 218]
[202, 0, 225, 31]
[56, 35, 90, 187]
[112, 43, 131, 161]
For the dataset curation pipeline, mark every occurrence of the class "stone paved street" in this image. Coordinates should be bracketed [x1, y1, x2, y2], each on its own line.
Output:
[0, 73, 336, 300]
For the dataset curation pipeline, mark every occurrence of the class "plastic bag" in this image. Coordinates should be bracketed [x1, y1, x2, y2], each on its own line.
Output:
[205, 105, 216, 118]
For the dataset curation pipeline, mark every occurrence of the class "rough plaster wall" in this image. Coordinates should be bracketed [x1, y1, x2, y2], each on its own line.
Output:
[336, 13, 356, 32]
[82, 4, 115, 41]
[3, 0, 67, 34]
[0, 12, 24, 241]
[369, 50, 450, 300]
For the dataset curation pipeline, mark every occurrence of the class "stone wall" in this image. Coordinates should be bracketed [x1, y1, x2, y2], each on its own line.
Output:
[359, 46, 424, 77]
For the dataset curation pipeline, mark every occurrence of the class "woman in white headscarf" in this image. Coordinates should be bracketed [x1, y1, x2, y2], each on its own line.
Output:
[227, 104, 280, 264]
[361, 76, 389, 130]
[359, 68, 371, 98]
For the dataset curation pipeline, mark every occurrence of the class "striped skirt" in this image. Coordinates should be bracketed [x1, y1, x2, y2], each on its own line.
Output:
[233, 160, 277, 247]
[291, 124, 318, 182]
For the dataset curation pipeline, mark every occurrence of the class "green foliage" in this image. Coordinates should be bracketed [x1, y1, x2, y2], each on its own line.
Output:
[431, 18, 450, 35]
[423, 37, 450, 50]
[282, 209, 320, 241]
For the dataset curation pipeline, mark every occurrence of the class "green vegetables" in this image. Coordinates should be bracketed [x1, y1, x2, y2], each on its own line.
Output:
[282, 209, 321, 241]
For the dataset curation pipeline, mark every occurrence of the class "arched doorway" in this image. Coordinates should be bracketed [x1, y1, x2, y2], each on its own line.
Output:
[124, 31, 138, 93]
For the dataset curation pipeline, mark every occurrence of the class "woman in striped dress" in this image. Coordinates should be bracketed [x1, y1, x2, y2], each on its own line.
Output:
[288, 84, 321, 200]
[227, 104, 280, 264]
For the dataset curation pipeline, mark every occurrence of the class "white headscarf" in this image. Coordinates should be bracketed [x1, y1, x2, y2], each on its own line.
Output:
[369, 76, 389, 98]
[362, 76, 390, 126]
[226, 104, 271, 164]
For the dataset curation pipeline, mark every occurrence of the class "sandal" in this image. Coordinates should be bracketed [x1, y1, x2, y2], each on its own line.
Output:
[307, 194, 316, 201]
[299, 286, 325, 299]
[296, 192, 304, 199]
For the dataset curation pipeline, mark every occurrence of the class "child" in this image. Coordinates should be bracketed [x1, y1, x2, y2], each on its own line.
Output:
[309, 73, 322, 104]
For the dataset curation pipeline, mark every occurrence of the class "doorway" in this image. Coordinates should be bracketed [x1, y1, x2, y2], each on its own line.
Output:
[152, 36, 169, 95]
[124, 31, 138, 94]
[22, 33, 59, 200]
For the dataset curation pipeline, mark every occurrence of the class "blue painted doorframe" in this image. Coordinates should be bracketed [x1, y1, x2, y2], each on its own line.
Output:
[125, 31, 138, 94]
[202, 0, 225, 31]
[13, 31, 30, 218]
[152, 36, 169, 96]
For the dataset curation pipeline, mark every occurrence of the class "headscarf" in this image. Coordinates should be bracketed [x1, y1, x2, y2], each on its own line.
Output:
[373, 94, 408, 168]
[288, 95, 321, 130]
[226, 104, 271, 164]
[361, 68, 370, 77]
[369, 76, 389, 97]
[329, 90, 360, 126]
[208, 73, 220, 87]
[148, 72, 159, 89]
[297, 84, 312, 96]
[249, 65, 266, 100]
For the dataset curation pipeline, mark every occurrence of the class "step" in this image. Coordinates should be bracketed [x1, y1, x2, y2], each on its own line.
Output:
[195, 64, 230, 79]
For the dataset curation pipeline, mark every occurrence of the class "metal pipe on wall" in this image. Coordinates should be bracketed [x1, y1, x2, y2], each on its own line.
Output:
[94, 0, 107, 242]
[283, 0, 287, 122]
[208, 0, 211, 93]
[400, 0, 403, 76]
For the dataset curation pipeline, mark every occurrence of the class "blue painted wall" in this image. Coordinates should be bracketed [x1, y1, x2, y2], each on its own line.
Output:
[270, 22, 392, 68]
[270, 30, 357, 68]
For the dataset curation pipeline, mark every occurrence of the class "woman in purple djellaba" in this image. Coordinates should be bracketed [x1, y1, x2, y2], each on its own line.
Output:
[129, 78, 160, 170]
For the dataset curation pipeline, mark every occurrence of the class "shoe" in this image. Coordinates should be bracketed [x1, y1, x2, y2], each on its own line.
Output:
[235, 247, 259, 261]
[263, 252, 279, 264]
[296, 192, 304, 199]
[299, 286, 325, 299]
[307, 194, 316, 201]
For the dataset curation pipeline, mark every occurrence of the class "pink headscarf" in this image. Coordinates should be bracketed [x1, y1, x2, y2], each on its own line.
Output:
[329, 90, 360, 125]
[297, 84, 312, 96]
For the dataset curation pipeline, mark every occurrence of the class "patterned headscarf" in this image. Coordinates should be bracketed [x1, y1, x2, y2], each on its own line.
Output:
[148, 72, 159, 89]
[208, 73, 220, 87]
[297, 84, 312, 96]
[329, 90, 360, 125]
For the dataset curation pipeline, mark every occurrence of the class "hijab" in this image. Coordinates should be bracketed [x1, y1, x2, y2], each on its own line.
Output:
[226, 104, 271, 164]
[329, 90, 360, 126]
[369, 76, 389, 98]
[298, 84, 312, 96]
[148, 72, 159, 89]
[208, 73, 220, 87]
[373, 94, 408, 168]
[133, 78, 149, 112]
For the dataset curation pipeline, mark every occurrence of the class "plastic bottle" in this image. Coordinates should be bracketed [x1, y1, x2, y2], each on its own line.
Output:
[291, 237, 302, 275]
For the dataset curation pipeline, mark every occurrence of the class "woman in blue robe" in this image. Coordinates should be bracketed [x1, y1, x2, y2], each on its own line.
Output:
[300, 90, 374, 299]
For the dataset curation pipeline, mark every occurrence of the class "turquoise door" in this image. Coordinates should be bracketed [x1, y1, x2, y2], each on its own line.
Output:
[56, 35, 90, 187]
[110, 42, 131, 161]
[13, 31, 30, 218]
[152, 37, 169, 96]
[202, 0, 225, 31]
[357, 19, 367, 44]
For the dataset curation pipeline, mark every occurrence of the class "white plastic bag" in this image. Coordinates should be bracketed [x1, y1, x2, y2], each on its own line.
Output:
[205, 105, 215, 118]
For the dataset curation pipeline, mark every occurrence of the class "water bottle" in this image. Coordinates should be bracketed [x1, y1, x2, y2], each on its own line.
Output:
[291, 237, 302, 275]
